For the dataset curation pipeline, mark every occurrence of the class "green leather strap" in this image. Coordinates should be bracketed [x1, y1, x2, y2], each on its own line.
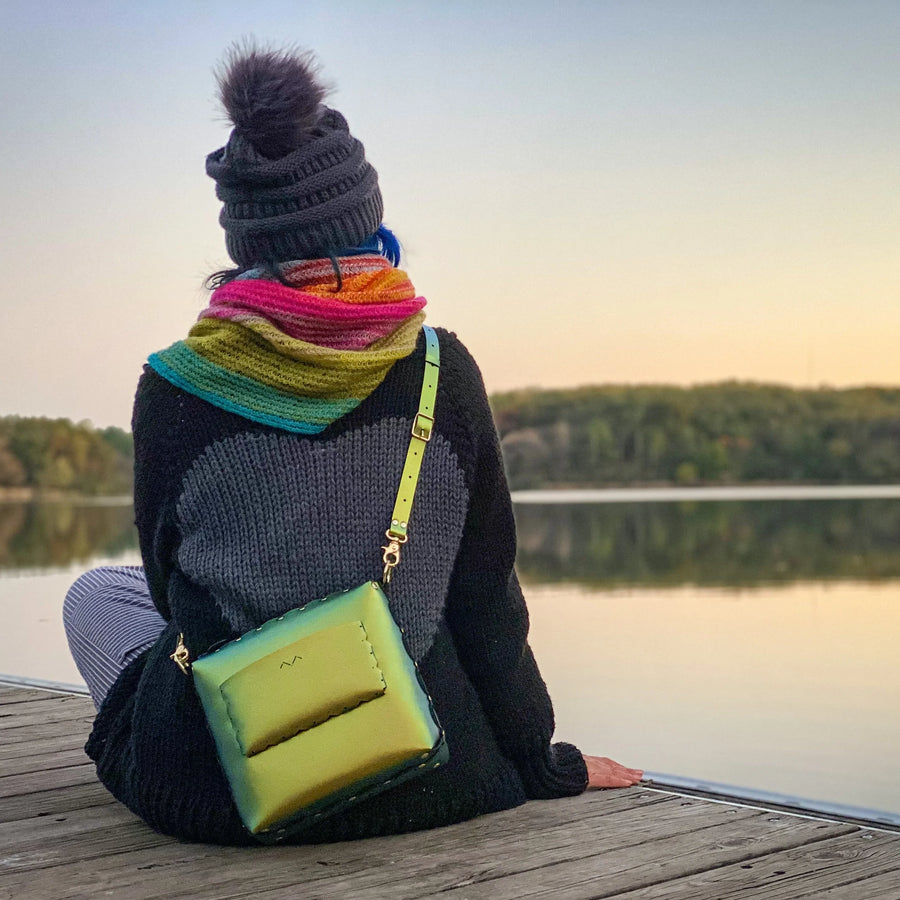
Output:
[385, 326, 440, 544]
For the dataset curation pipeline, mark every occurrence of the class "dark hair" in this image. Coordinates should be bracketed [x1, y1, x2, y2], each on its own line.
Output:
[205, 259, 293, 290]
[204, 255, 346, 291]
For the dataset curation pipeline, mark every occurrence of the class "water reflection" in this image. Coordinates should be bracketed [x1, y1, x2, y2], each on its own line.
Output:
[515, 499, 900, 587]
[4, 498, 899, 586]
[0, 502, 138, 573]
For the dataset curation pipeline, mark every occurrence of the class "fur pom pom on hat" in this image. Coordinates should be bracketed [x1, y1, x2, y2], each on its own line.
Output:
[206, 43, 383, 267]
[217, 45, 326, 159]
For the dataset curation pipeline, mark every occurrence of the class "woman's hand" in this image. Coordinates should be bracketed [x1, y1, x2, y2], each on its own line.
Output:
[583, 755, 644, 789]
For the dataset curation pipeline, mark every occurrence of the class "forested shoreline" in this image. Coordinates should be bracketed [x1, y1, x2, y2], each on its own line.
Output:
[0, 417, 133, 497]
[492, 382, 900, 490]
[3, 382, 899, 497]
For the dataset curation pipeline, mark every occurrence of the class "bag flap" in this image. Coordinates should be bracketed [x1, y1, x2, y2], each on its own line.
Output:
[220, 619, 386, 757]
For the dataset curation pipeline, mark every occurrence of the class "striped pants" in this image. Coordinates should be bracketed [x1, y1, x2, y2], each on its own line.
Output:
[63, 566, 165, 709]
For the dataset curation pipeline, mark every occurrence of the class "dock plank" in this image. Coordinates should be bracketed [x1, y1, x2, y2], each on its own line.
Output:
[398, 815, 857, 900]
[0, 780, 115, 825]
[0, 715, 96, 746]
[0, 697, 85, 718]
[0, 744, 89, 775]
[607, 829, 900, 899]
[0, 695, 93, 731]
[0, 805, 173, 877]
[0, 762, 99, 799]
[0, 688, 61, 705]
[808, 868, 900, 899]
[0, 685, 898, 900]
[0, 801, 142, 854]
[0, 738, 89, 768]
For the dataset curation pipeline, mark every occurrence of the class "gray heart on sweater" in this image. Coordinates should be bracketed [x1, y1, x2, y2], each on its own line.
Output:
[175, 419, 468, 661]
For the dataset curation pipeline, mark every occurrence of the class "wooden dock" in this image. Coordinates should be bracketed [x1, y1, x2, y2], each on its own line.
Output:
[2, 684, 899, 899]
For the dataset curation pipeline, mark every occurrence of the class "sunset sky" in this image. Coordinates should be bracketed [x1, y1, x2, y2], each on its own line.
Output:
[3, 1, 898, 429]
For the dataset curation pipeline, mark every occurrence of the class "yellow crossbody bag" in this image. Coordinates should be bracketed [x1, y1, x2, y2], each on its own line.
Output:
[171, 326, 447, 843]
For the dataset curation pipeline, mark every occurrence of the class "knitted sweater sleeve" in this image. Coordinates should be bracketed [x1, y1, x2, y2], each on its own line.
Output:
[443, 338, 588, 799]
[131, 368, 182, 622]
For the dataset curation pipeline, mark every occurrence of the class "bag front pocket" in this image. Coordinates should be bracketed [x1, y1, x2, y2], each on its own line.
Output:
[220, 619, 386, 756]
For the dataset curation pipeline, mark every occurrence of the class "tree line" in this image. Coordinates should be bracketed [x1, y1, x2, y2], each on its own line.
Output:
[0, 417, 133, 496]
[491, 382, 900, 490]
[4, 381, 899, 496]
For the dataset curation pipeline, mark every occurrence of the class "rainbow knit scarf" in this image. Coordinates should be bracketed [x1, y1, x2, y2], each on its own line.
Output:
[148, 256, 426, 433]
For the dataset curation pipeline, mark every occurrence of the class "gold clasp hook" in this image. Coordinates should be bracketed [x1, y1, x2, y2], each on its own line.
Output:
[381, 530, 408, 583]
[170, 633, 191, 674]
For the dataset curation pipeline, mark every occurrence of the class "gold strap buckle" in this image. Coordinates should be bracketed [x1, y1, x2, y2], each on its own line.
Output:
[412, 413, 434, 442]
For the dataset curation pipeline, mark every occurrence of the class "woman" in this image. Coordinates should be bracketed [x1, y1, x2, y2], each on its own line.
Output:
[64, 45, 641, 845]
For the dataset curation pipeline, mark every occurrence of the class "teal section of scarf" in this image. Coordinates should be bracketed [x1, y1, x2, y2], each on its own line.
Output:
[148, 343, 359, 435]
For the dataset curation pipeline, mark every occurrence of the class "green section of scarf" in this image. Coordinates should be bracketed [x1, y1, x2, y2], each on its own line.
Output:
[148, 259, 426, 434]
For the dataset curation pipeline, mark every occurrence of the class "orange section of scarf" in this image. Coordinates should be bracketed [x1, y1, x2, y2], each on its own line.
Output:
[277, 256, 416, 304]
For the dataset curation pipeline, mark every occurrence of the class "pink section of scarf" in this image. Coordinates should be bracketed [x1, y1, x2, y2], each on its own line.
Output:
[199, 257, 426, 351]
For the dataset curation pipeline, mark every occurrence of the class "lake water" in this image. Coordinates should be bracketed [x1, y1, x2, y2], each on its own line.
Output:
[1, 491, 898, 824]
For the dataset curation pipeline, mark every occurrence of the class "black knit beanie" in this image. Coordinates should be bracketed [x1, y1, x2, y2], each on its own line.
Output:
[205, 45, 383, 267]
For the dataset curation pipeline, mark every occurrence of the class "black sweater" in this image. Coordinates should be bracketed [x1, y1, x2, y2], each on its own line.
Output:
[86, 328, 588, 844]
